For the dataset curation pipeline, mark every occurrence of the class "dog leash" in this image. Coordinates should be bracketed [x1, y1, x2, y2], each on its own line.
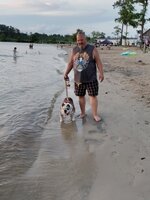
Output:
[65, 77, 70, 99]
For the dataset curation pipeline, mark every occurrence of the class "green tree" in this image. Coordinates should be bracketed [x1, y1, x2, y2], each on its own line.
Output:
[113, 0, 125, 45]
[112, 25, 122, 44]
[135, 0, 150, 43]
[91, 31, 105, 39]
[113, 0, 139, 45]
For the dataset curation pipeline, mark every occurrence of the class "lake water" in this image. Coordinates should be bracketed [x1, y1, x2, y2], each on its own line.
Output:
[0, 42, 102, 200]
[0, 42, 67, 134]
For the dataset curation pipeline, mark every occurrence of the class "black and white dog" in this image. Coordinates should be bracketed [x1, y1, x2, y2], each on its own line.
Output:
[60, 97, 75, 123]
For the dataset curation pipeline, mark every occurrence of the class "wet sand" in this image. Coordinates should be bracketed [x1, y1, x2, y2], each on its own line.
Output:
[62, 45, 150, 200]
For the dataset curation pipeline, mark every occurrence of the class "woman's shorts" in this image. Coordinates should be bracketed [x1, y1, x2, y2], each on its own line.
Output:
[74, 80, 99, 96]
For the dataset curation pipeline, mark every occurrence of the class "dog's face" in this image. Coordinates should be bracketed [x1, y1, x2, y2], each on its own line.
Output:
[61, 102, 73, 115]
[60, 97, 75, 123]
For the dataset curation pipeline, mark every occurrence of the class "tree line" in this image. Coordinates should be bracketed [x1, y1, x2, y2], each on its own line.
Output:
[0, 24, 76, 44]
[0, 24, 106, 44]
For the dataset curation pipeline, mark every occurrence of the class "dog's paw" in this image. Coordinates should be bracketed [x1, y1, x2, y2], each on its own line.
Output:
[72, 115, 75, 121]
[60, 116, 63, 122]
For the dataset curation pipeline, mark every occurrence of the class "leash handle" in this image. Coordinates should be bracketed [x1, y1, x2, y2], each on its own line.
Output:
[65, 77, 70, 87]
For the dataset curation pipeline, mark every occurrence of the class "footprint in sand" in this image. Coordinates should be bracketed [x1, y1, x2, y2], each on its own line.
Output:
[84, 138, 105, 153]
[144, 120, 149, 125]
[111, 150, 120, 157]
[88, 130, 98, 134]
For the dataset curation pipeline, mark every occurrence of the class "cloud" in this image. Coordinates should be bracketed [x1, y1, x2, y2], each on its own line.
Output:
[0, 0, 114, 16]
[0, 0, 149, 36]
[4, 12, 117, 36]
[0, 0, 70, 15]
[23, 0, 69, 13]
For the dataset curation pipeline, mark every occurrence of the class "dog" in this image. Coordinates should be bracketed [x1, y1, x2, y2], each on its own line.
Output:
[60, 97, 75, 123]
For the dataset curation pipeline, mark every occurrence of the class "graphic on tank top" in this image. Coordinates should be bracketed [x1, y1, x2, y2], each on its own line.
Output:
[74, 52, 89, 72]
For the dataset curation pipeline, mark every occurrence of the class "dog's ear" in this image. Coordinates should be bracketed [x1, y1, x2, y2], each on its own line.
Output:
[62, 102, 65, 107]
[64, 98, 69, 103]
[68, 98, 73, 103]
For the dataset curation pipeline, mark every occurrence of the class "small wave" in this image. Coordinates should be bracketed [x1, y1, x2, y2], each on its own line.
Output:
[45, 89, 64, 123]
[0, 54, 13, 57]
[0, 126, 42, 185]
[0, 54, 23, 58]
[53, 56, 60, 61]
[56, 68, 63, 75]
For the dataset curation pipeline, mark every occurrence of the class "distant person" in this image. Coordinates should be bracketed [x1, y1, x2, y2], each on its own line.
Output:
[106, 44, 111, 50]
[13, 47, 17, 62]
[13, 47, 17, 57]
[64, 30, 104, 122]
[29, 43, 33, 49]
[13, 47, 17, 54]
[143, 38, 149, 53]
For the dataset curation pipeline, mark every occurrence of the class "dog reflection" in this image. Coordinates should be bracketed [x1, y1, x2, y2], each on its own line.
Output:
[60, 121, 77, 140]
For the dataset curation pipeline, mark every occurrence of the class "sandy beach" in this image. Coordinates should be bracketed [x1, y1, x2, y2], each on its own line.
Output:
[63, 45, 150, 200]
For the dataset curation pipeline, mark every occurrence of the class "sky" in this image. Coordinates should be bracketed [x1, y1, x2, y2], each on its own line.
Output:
[0, 0, 150, 37]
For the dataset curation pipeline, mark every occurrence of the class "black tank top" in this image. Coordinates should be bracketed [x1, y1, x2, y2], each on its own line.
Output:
[73, 44, 97, 83]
